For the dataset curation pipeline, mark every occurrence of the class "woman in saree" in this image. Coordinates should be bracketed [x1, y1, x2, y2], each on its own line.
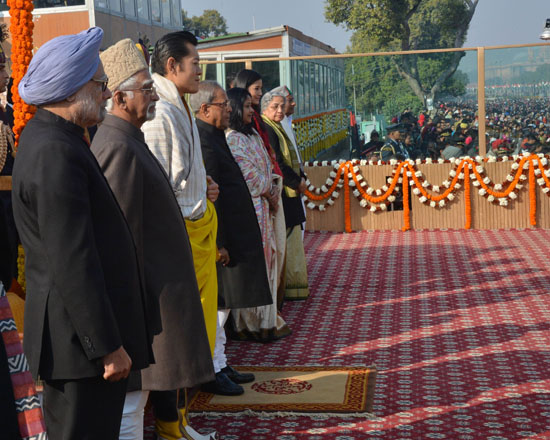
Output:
[261, 89, 309, 301]
[225, 87, 291, 342]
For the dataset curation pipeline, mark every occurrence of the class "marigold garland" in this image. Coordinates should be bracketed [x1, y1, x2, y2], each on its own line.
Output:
[303, 154, 550, 231]
[9, 0, 34, 294]
[343, 166, 351, 233]
[464, 164, 471, 229]
[470, 156, 528, 198]
[304, 162, 346, 202]
[8, 0, 36, 146]
[402, 171, 410, 232]
[351, 161, 403, 205]
[529, 160, 536, 226]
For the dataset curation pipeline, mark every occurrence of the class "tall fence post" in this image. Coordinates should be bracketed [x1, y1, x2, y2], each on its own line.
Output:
[477, 47, 487, 156]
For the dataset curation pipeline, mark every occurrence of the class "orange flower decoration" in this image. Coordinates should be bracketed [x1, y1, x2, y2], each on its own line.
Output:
[8, 0, 36, 147]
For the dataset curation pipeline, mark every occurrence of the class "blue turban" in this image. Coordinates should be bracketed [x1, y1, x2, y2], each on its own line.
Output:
[19, 27, 104, 106]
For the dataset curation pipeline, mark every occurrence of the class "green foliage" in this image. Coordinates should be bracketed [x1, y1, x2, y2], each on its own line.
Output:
[326, 0, 477, 111]
[326, 0, 471, 50]
[182, 9, 228, 38]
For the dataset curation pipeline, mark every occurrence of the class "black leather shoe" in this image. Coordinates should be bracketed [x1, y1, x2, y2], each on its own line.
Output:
[201, 372, 244, 396]
[221, 365, 255, 384]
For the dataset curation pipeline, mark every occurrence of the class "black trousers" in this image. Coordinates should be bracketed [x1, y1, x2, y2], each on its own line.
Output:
[43, 376, 128, 440]
[150, 389, 179, 422]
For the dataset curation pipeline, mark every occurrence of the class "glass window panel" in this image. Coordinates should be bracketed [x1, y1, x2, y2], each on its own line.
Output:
[340, 71, 345, 107]
[151, 0, 161, 22]
[94, 0, 107, 10]
[303, 61, 309, 114]
[314, 63, 320, 113]
[204, 63, 217, 81]
[136, 0, 148, 19]
[306, 62, 312, 114]
[161, 0, 170, 24]
[312, 63, 317, 113]
[332, 67, 336, 107]
[34, 0, 84, 7]
[308, 62, 314, 113]
[225, 62, 245, 89]
[333, 68, 338, 108]
[319, 64, 323, 112]
[171, 0, 181, 26]
[291, 60, 297, 98]
[124, 0, 135, 16]
[311, 64, 316, 112]
[323, 65, 328, 109]
[298, 60, 305, 115]
[251, 60, 280, 92]
[108, 0, 121, 12]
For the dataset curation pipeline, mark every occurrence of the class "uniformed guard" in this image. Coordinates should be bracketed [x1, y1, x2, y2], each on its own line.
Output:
[378, 124, 409, 161]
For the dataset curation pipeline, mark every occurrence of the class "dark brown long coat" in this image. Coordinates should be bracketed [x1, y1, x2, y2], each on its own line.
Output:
[91, 114, 214, 390]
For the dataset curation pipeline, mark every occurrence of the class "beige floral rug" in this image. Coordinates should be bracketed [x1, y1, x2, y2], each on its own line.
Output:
[189, 366, 377, 416]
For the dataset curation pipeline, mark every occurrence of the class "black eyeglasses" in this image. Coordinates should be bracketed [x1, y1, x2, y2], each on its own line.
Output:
[208, 100, 230, 109]
[91, 76, 109, 92]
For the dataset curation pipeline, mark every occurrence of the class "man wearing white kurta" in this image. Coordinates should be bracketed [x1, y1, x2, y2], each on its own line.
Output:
[142, 30, 250, 440]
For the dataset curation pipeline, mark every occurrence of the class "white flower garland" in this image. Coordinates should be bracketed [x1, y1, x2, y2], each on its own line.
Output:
[303, 154, 550, 212]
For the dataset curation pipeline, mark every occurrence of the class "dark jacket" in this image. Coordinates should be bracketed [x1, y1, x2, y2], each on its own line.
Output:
[379, 138, 409, 161]
[197, 118, 272, 309]
[265, 124, 306, 228]
[91, 114, 214, 390]
[0, 107, 18, 289]
[12, 109, 155, 380]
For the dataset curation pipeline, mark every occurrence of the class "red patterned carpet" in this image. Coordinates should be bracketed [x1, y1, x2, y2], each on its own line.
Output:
[152, 229, 550, 439]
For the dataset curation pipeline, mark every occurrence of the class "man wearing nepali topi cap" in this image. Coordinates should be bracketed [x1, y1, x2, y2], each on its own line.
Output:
[91, 38, 216, 440]
[12, 27, 157, 440]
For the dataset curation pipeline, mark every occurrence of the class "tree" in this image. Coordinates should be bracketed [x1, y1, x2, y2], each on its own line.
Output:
[326, 0, 479, 109]
[182, 9, 228, 38]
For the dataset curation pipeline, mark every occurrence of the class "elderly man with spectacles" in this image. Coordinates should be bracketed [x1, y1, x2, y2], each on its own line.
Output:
[91, 38, 216, 440]
[190, 80, 274, 396]
[12, 28, 156, 440]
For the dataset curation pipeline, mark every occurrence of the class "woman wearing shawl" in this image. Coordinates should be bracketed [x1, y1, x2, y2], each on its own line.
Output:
[225, 88, 290, 342]
[261, 89, 309, 300]
[233, 69, 283, 177]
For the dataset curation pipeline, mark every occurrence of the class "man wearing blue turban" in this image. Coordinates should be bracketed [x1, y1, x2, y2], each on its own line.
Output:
[12, 27, 158, 440]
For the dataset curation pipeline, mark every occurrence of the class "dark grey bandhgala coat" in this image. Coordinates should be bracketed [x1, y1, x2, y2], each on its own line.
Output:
[196, 118, 272, 310]
[91, 114, 214, 390]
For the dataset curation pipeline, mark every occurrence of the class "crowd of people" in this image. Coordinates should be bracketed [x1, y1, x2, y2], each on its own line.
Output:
[0, 28, 310, 440]
[354, 98, 550, 161]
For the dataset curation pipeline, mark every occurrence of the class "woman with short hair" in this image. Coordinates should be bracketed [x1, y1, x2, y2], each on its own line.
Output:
[261, 89, 309, 301]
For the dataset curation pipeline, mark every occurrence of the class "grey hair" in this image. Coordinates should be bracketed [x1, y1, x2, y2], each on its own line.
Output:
[270, 85, 290, 97]
[106, 74, 141, 111]
[189, 80, 223, 114]
[260, 89, 286, 113]
[71, 86, 107, 126]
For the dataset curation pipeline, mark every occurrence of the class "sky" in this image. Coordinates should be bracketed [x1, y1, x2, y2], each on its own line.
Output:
[182, 0, 550, 53]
